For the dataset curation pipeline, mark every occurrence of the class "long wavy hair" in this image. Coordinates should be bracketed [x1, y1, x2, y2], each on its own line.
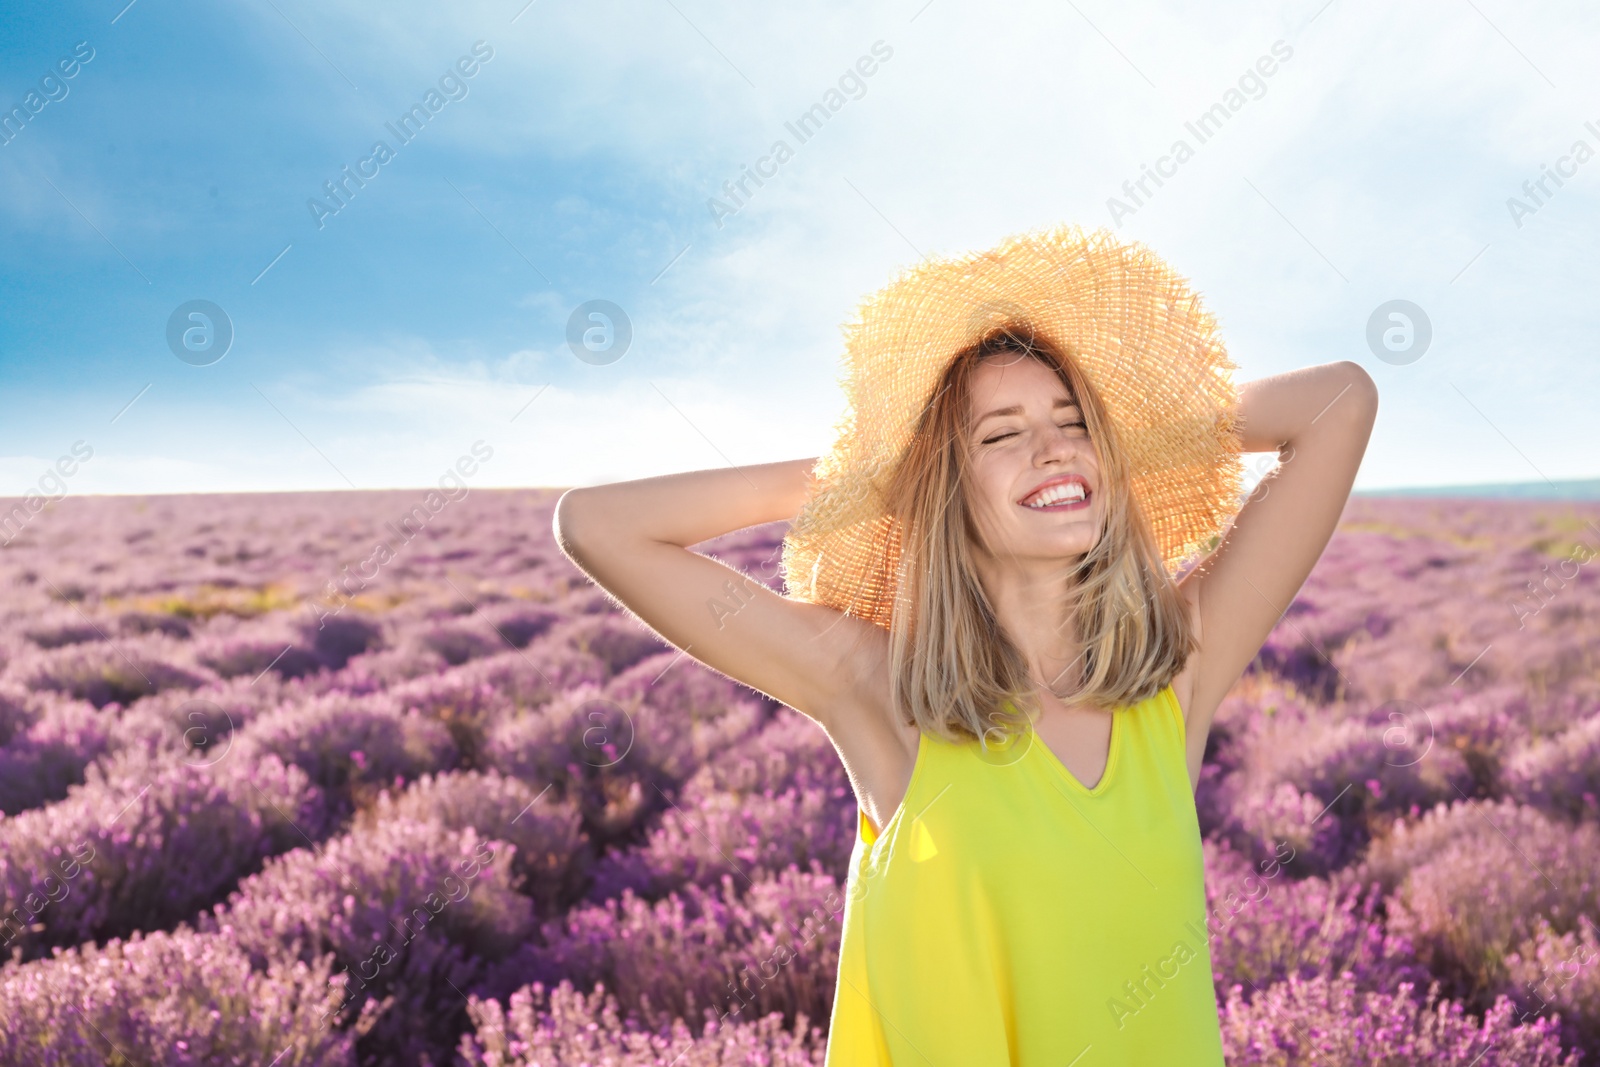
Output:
[880, 324, 1196, 747]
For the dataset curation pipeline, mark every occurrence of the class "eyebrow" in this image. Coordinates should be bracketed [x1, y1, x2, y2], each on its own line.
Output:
[973, 396, 1080, 426]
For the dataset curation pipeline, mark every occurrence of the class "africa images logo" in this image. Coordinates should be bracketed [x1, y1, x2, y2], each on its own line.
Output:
[306, 41, 495, 230]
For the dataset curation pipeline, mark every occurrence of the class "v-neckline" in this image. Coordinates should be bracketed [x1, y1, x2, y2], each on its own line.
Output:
[1030, 705, 1123, 796]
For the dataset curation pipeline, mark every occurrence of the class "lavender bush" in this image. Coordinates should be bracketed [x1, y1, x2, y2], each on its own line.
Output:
[1350, 798, 1600, 1003]
[230, 690, 460, 830]
[0, 925, 366, 1067]
[1503, 915, 1600, 1055]
[361, 769, 592, 918]
[1217, 971, 1580, 1066]
[199, 815, 534, 1064]
[0, 745, 319, 961]
[584, 783, 855, 903]
[17, 636, 214, 709]
[520, 865, 844, 1034]
[457, 979, 827, 1066]
[1201, 837, 1426, 1001]
[0, 695, 111, 815]
[1503, 710, 1600, 820]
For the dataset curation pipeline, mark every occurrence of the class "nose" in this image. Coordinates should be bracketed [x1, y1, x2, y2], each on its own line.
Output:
[1034, 422, 1084, 465]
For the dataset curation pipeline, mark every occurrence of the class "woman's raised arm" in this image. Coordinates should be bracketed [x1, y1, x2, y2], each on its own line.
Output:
[1179, 360, 1379, 729]
[552, 458, 884, 730]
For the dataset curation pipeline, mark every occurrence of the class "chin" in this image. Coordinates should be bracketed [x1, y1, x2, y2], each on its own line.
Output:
[1022, 534, 1096, 560]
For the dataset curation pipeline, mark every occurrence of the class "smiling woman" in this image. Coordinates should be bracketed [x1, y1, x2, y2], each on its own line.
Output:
[554, 223, 1377, 1065]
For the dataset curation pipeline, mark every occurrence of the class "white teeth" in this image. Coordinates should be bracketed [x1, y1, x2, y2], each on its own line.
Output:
[1024, 482, 1087, 508]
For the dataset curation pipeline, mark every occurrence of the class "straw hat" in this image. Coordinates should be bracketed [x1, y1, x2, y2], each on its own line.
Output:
[780, 222, 1246, 632]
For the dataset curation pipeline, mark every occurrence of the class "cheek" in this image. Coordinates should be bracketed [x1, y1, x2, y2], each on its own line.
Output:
[973, 458, 1015, 510]
[960, 457, 998, 499]
[963, 463, 1009, 531]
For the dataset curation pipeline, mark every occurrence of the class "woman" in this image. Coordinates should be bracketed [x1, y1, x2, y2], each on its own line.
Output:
[555, 225, 1377, 1064]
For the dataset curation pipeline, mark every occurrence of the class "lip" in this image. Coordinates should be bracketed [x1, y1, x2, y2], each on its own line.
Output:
[1018, 473, 1092, 511]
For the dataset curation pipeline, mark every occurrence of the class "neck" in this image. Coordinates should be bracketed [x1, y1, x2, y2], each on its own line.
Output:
[973, 551, 1086, 697]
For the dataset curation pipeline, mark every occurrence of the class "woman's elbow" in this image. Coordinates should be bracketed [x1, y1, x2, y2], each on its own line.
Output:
[1343, 360, 1378, 402]
[553, 488, 601, 565]
[1330, 360, 1379, 423]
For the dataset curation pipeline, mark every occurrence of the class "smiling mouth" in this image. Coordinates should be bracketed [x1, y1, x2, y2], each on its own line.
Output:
[1018, 478, 1092, 511]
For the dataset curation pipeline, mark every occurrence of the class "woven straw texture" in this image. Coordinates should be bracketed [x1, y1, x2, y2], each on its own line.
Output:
[780, 222, 1246, 631]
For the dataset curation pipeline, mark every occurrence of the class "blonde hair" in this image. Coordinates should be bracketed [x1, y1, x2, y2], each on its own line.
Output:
[879, 324, 1196, 746]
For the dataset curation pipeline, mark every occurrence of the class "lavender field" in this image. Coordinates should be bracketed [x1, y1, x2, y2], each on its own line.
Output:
[0, 487, 1597, 1066]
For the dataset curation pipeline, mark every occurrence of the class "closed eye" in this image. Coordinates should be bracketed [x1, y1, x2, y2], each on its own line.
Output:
[981, 421, 1086, 446]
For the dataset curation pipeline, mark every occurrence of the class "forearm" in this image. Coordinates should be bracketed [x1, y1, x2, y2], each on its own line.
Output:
[555, 457, 820, 550]
[1233, 361, 1377, 453]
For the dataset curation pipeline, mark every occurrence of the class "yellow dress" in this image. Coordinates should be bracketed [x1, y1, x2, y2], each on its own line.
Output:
[824, 683, 1225, 1065]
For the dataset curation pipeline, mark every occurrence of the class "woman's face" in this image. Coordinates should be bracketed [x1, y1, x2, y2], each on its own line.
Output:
[964, 352, 1104, 564]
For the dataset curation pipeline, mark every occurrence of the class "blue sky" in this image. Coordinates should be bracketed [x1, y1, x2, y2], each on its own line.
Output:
[1, 0, 1596, 496]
